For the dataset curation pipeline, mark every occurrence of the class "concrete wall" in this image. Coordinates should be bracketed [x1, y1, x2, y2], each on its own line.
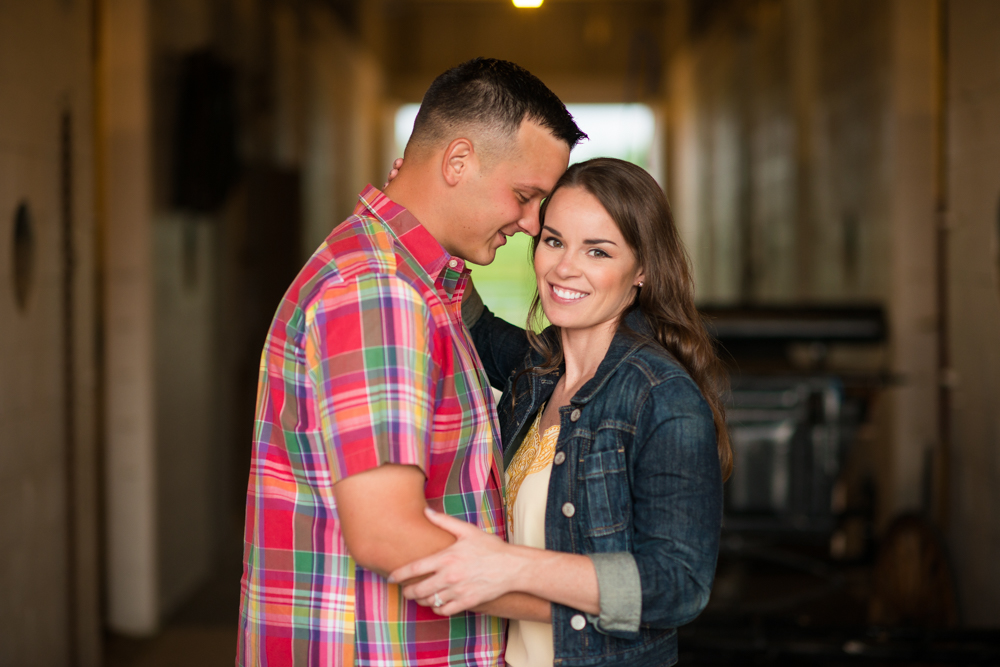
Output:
[153, 216, 219, 617]
[665, 0, 1000, 623]
[303, 5, 387, 253]
[0, 0, 101, 664]
[668, 0, 892, 306]
[665, 0, 927, 530]
[145, 0, 390, 622]
[884, 0, 940, 542]
[946, 0, 1000, 626]
[143, 0, 388, 623]
[148, 0, 222, 621]
[0, 0, 468, 656]
[98, 0, 160, 634]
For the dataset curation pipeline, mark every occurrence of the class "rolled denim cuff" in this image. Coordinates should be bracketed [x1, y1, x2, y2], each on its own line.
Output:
[461, 280, 485, 328]
[587, 552, 642, 635]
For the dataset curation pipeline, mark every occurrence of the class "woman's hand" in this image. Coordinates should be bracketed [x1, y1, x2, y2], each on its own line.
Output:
[383, 157, 403, 188]
[388, 508, 522, 616]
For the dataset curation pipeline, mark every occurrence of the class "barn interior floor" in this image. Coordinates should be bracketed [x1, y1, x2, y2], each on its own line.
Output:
[103, 532, 999, 667]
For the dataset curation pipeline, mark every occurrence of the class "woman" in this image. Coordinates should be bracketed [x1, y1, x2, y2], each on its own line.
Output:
[389, 158, 733, 667]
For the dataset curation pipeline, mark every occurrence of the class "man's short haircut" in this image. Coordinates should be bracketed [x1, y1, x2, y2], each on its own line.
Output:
[407, 58, 587, 158]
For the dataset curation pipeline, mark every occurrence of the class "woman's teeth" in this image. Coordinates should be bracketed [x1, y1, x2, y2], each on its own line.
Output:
[552, 286, 588, 300]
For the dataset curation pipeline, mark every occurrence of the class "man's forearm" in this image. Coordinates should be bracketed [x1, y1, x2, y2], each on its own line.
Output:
[334, 464, 457, 578]
[353, 518, 457, 580]
[474, 592, 551, 623]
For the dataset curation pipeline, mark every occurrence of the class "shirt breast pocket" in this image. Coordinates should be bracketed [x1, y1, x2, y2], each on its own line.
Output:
[580, 445, 630, 538]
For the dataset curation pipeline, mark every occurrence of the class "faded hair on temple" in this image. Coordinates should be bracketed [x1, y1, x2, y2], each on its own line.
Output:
[406, 57, 587, 158]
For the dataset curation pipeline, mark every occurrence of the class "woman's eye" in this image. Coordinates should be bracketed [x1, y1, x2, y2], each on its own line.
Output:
[543, 236, 562, 248]
[588, 248, 610, 258]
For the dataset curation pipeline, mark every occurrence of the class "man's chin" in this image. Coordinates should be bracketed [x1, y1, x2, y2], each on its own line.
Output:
[466, 247, 498, 267]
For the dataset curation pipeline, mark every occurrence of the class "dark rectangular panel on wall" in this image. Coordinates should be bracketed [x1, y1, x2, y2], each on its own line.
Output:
[243, 165, 303, 344]
[60, 110, 78, 667]
[172, 50, 240, 214]
[227, 165, 303, 514]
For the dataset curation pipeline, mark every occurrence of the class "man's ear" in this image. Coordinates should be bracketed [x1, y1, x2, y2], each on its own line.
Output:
[441, 137, 478, 186]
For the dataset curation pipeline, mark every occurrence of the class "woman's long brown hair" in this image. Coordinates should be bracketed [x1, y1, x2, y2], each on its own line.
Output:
[524, 158, 733, 481]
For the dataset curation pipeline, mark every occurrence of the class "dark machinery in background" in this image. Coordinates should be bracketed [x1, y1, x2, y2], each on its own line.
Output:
[679, 306, 996, 665]
[703, 305, 886, 536]
[725, 375, 853, 533]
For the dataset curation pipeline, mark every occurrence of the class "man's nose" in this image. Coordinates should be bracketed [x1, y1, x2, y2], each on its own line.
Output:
[516, 203, 541, 237]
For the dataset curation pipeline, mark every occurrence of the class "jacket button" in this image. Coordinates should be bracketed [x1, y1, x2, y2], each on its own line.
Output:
[570, 614, 587, 630]
[553, 451, 566, 465]
[562, 502, 576, 517]
[570, 408, 581, 422]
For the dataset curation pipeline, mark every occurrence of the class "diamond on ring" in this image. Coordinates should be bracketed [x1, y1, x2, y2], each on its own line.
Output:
[433, 593, 444, 608]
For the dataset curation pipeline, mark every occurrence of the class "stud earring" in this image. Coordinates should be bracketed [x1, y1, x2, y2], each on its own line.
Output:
[637, 281, 644, 287]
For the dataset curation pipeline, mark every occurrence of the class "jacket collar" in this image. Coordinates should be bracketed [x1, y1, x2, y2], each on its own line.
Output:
[531, 309, 656, 406]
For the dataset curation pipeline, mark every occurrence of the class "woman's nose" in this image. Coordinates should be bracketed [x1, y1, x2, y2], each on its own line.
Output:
[554, 252, 578, 277]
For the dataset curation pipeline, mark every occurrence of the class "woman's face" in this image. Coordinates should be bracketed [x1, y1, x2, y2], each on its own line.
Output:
[534, 186, 644, 334]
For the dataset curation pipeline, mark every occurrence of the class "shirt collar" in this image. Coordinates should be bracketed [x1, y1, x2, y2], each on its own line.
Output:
[355, 185, 470, 298]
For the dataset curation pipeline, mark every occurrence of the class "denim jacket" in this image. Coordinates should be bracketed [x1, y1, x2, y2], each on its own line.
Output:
[464, 290, 722, 667]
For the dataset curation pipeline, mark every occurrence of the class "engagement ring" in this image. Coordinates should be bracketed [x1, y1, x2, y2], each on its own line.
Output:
[433, 593, 444, 608]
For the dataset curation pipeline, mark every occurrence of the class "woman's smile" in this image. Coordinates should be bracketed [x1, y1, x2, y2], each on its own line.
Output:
[549, 283, 589, 302]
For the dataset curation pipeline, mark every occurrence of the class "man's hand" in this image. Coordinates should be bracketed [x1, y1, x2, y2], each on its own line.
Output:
[333, 464, 455, 578]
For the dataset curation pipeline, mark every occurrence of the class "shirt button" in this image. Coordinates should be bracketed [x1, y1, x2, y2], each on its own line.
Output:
[570, 614, 587, 631]
[562, 502, 576, 517]
[448, 259, 458, 268]
[570, 408, 581, 422]
[553, 451, 566, 465]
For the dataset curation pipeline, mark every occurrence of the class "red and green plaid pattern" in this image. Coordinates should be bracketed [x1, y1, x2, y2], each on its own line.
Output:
[238, 186, 506, 666]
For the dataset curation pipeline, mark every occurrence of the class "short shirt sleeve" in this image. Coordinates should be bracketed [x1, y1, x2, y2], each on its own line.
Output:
[305, 272, 440, 482]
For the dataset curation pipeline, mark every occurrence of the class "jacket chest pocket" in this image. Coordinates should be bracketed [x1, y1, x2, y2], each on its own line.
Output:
[579, 445, 630, 537]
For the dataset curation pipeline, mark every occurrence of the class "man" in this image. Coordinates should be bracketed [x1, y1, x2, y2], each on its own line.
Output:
[238, 58, 585, 666]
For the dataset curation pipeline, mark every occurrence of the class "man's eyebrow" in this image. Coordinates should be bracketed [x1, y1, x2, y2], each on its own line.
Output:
[517, 184, 550, 196]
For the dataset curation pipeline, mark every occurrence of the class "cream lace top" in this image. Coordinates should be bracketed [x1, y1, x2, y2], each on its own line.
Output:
[504, 407, 559, 667]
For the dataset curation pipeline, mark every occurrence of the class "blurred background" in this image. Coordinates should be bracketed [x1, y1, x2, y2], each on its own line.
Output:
[1, 0, 999, 665]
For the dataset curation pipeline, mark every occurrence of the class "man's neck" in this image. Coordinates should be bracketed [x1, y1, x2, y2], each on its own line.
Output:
[383, 167, 452, 253]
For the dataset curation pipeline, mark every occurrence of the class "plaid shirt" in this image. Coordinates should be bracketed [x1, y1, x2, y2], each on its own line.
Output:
[238, 186, 506, 666]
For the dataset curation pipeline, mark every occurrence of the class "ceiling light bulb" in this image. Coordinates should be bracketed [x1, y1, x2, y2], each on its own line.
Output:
[513, 0, 544, 7]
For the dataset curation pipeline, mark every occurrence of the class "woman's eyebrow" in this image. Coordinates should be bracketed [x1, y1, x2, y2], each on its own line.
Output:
[544, 227, 618, 246]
